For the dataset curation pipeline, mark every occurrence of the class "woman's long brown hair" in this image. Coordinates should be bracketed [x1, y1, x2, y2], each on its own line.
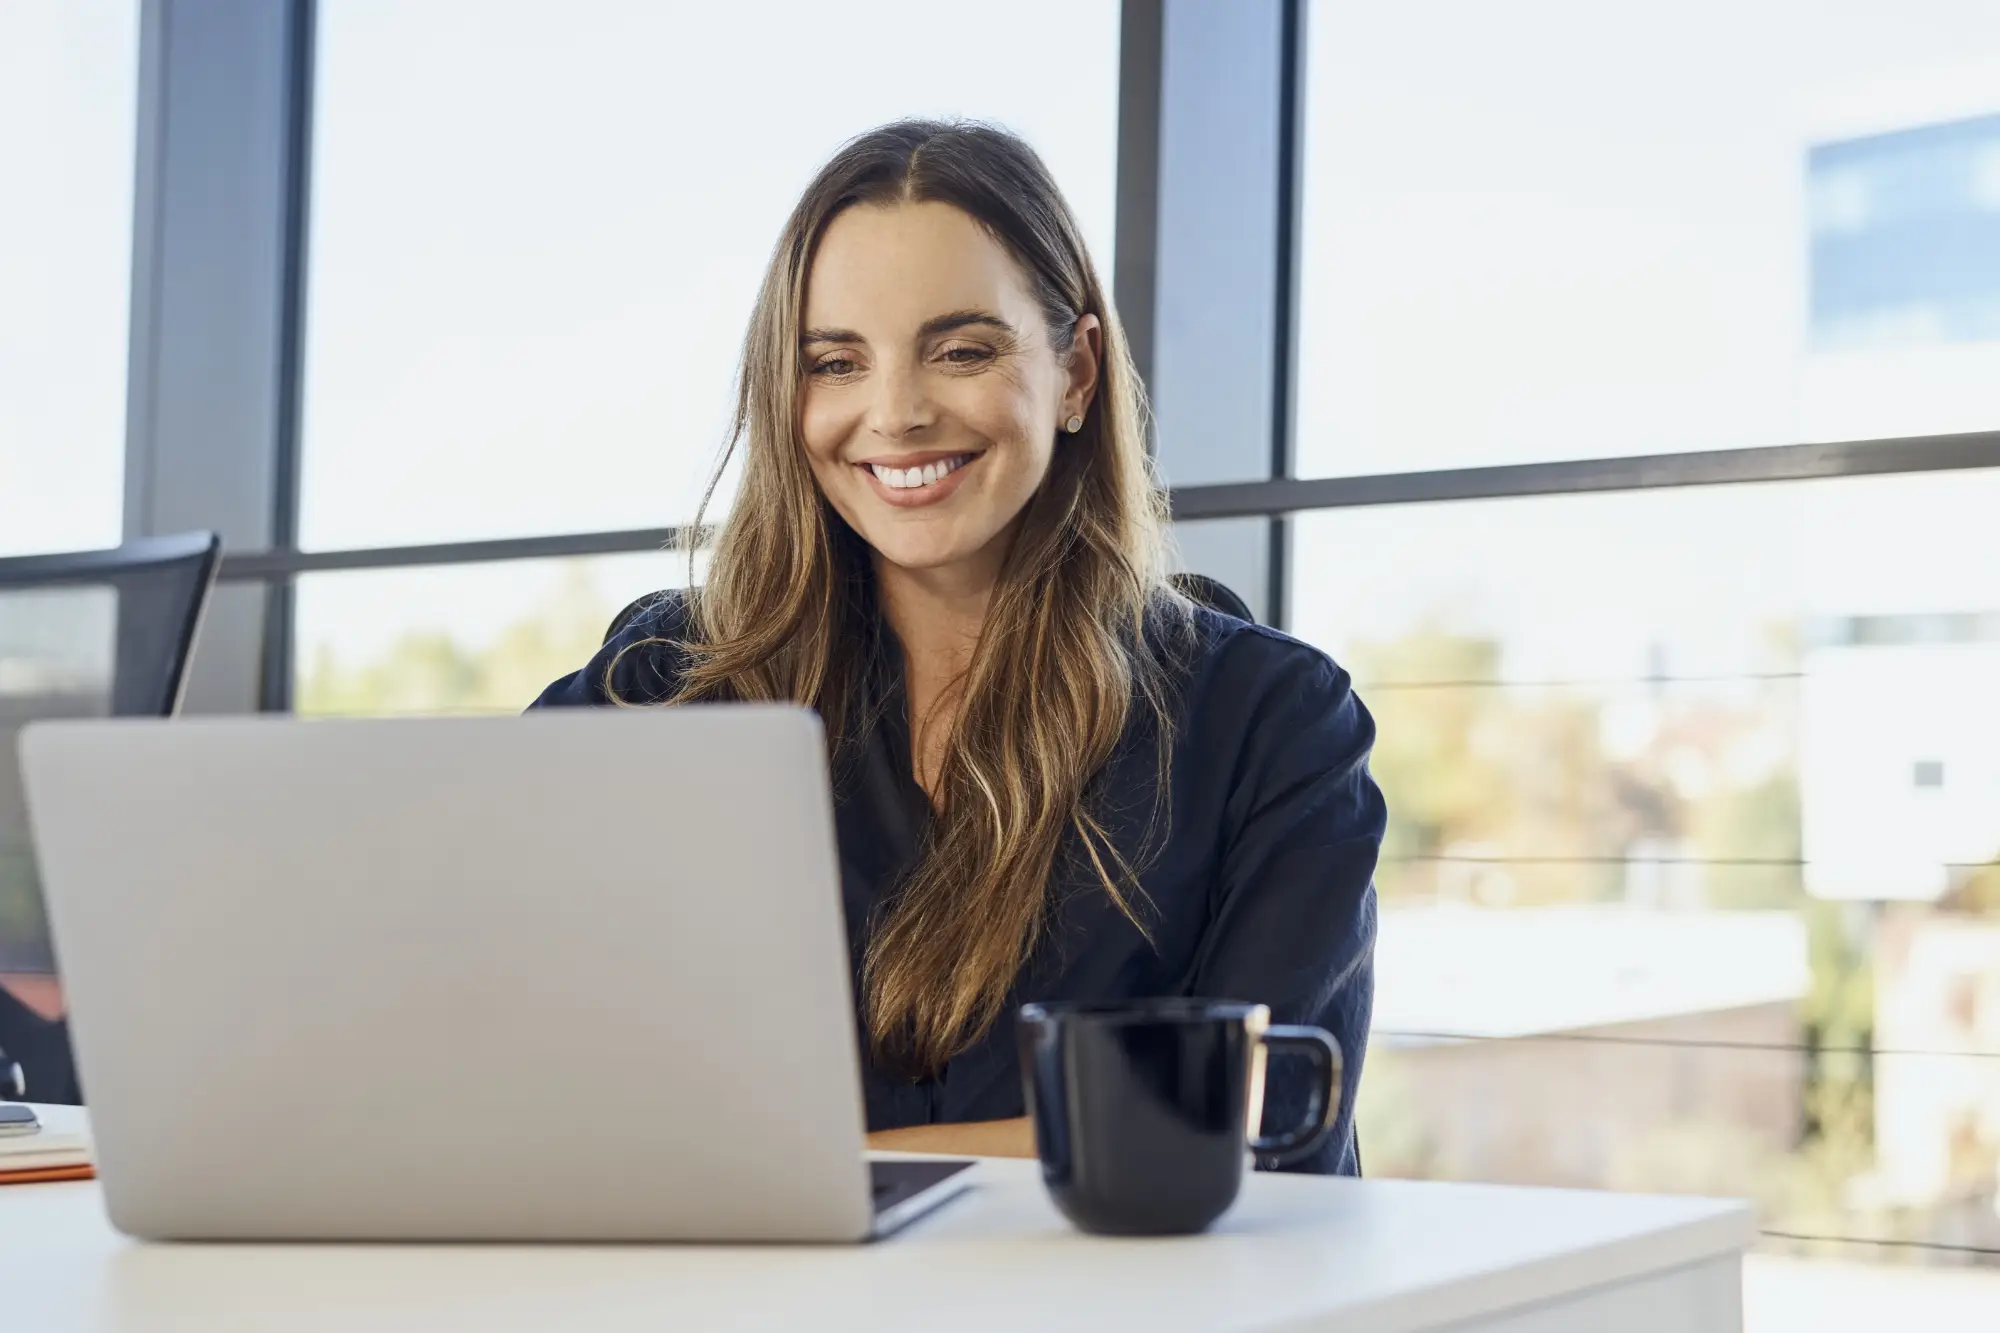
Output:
[618, 120, 1183, 1077]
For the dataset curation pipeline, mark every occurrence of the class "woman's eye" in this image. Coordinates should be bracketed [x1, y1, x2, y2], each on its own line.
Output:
[810, 356, 859, 378]
[938, 344, 993, 366]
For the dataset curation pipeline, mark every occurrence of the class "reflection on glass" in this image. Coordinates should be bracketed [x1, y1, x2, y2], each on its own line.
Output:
[294, 552, 690, 717]
[1296, 0, 2000, 477]
[1292, 470, 2000, 1262]
[300, 0, 1119, 550]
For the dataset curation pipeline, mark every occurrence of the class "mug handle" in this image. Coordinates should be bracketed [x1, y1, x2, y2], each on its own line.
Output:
[1247, 1025, 1343, 1168]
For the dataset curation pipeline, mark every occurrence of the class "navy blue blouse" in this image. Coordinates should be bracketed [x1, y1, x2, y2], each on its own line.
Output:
[531, 593, 1384, 1174]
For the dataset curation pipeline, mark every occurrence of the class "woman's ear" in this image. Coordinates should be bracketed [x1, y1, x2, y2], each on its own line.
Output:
[1062, 313, 1103, 428]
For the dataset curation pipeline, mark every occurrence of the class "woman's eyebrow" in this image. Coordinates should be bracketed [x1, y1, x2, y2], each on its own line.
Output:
[917, 309, 1015, 340]
[800, 310, 1016, 349]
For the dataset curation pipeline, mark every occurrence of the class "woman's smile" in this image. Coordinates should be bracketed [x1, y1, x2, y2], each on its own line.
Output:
[856, 449, 983, 507]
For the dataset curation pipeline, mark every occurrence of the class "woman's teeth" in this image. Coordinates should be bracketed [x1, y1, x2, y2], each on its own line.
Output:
[868, 454, 973, 490]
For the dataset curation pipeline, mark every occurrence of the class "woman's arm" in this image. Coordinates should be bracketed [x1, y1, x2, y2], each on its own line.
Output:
[1187, 635, 1386, 1175]
[0, 977, 79, 1103]
[866, 1117, 1036, 1158]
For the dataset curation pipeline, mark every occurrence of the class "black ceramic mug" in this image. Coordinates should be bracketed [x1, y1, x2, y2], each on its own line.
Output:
[1017, 998, 1342, 1235]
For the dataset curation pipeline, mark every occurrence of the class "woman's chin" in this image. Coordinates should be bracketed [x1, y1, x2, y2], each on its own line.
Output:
[863, 529, 1001, 582]
[872, 544, 975, 576]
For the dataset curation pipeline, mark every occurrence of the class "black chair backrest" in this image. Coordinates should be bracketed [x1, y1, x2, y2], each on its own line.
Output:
[0, 531, 221, 1104]
[1170, 572, 1256, 624]
[600, 571, 1256, 647]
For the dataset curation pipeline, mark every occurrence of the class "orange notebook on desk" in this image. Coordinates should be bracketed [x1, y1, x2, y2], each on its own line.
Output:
[0, 1127, 95, 1185]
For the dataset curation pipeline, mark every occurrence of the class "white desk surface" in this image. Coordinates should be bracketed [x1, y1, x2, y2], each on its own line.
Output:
[4, 1104, 1754, 1333]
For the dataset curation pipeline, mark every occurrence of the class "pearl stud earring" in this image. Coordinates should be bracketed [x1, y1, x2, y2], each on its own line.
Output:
[1065, 415, 1084, 433]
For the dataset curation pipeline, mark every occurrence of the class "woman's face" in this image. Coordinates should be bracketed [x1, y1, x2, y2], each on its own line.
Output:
[798, 201, 1099, 584]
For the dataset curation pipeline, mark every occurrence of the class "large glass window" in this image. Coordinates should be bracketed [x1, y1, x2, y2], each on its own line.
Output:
[1295, 0, 2000, 478]
[299, 0, 1121, 551]
[0, 3, 139, 556]
[1293, 7, 2000, 1290]
[294, 551, 691, 717]
[1292, 466, 2000, 1258]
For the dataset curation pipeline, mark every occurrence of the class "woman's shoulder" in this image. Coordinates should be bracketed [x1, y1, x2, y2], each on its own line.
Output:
[528, 588, 696, 709]
[1154, 601, 1380, 839]
[1154, 595, 1355, 699]
[1154, 597, 1368, 747]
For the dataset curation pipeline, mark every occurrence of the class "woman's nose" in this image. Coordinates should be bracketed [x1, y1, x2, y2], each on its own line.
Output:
[864, 361, 936, 440]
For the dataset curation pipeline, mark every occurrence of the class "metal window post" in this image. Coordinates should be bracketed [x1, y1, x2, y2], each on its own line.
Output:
[1117, 0, 1307, 627]
[123, 0, 314, 713]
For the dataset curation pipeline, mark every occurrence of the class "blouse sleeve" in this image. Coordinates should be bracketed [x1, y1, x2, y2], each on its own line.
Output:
[1187, 631, 1386, 1175]
[527, 592, 691, 710]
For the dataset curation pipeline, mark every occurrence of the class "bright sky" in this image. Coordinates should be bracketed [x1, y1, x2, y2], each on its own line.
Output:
[1290, 0, 2000, 681]
[7, 0, 2000, 679]
[0, 0, 135, 558]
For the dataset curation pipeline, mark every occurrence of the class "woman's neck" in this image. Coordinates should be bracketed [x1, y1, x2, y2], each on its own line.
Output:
[875, 553, 1002, 796]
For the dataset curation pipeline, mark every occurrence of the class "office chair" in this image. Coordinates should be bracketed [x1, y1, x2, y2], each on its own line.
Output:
[601, 570, 1258, 646]
[0, 531, 222, 1104]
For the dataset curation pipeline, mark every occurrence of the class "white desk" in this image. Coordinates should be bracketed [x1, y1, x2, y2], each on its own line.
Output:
[5, 1105, 1753, 1333]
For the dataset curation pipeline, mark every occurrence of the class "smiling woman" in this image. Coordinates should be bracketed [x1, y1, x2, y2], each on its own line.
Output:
[799, 203, 1097, 571]
[533, 121, 1386, 1174]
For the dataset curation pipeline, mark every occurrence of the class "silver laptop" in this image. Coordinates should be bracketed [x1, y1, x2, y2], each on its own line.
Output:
[18, 707, 971, 1242]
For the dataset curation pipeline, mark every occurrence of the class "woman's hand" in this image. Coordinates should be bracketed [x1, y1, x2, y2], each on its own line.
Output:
[0, 975, 63, 1020]
[865, 1116, 1036, 1159]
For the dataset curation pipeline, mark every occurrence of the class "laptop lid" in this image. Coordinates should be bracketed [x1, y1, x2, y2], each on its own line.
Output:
[19, 707, 876, 1242]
